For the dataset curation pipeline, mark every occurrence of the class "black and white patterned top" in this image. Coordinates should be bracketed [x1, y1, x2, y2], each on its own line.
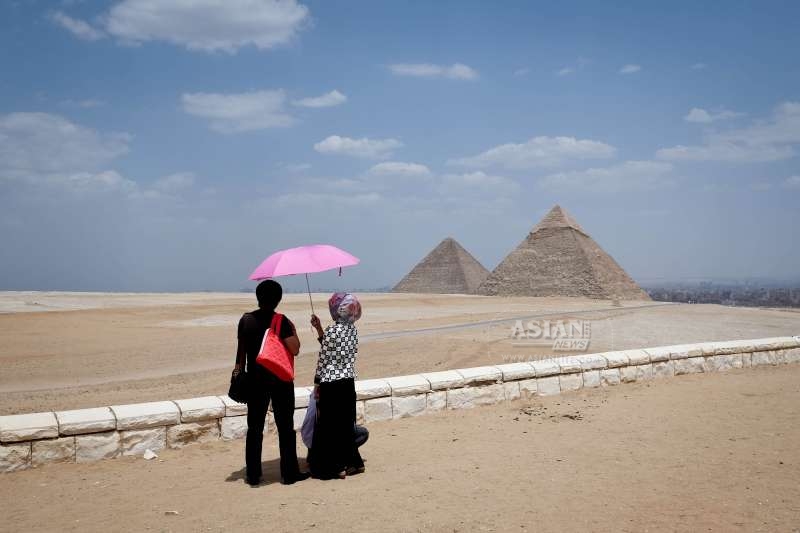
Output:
[315, 322, 358, 383]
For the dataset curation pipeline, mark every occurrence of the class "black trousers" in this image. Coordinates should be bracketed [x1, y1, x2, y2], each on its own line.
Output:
[310, 378, 364, 479]
[246, 371, 300, 482]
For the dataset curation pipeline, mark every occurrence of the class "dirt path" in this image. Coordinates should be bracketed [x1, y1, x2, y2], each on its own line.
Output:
[2, 364, 799, 532]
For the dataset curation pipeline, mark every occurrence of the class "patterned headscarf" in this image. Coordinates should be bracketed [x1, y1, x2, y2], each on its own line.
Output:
[328, 292, 362, 324]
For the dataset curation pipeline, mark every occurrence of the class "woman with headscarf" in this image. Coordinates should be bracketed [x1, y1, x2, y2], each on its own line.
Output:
[308, 292, 365, 479]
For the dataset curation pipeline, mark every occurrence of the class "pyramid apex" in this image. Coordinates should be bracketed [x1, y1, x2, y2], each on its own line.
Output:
[531, 205, 586, 234]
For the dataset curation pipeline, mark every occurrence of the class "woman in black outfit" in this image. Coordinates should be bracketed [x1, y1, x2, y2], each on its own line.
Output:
[309, 292, 365, 479]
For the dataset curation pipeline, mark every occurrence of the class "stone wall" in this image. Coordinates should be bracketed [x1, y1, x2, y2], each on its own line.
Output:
[2, 336, 799, 473]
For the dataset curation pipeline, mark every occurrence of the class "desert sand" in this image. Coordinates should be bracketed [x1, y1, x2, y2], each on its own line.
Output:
[1, 292, 799, 414]
[1, 365, 798, 532]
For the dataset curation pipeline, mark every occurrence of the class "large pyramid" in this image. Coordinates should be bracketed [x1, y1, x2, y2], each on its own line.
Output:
[477, 205, 650, 300]
[393, 237, 490, 294]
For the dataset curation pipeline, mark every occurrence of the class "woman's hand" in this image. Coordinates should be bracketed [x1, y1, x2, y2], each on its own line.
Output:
[232, 363, 242, 377]
[310, 314, 323, 336]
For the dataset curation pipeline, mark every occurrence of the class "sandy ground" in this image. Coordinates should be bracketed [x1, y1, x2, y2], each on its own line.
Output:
[1, 365, 799, 532]
[1, 292, 799, 414]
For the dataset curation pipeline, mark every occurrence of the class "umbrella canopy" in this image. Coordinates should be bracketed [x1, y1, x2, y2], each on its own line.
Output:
[249, 244, 360, 280]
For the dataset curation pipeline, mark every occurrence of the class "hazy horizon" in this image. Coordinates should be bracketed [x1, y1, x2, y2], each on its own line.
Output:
[1, 1, 799, 293]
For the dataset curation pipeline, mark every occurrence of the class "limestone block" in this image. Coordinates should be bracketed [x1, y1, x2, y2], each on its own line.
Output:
[0, 443, 31, 472]
[420, 370, 465, 391]
[31, 437, 75, 466]
[120, 428, 166, 456]
[294, 387, 313, 409]
[557, 357, 583, 374]
[55, 407, 116, 436]
[700, 342, 721, 356]
[76, 431, 120, 463]
[456, 366, 502, 386]
[427, 391, 447, 411]
[356, 401, 365, 424]
[751, 351, 777, 367]
[364, 397, 392, 422]
[619, 366, 639, 383]
[674, 357, 705, 375]
[111, 401, 180, 430]
[536, 376, 561, 396]
[518, 379, 538, 397]
[503, 382, 521, 401]
[670, 344, 704, 359]
[643, 346, 671, 363]
[530, 359, 560, 377]
[635, 364, 654, 381]
[602, 352, 629, 368]
[705, 354, 743, 373]
[582, 370, 601, 388]
[266, 412, 276, 434]
[623, 349, 650, 365]
[167, 421, 220, 449]
[785, 348, 800, 364]
[494, 363, 536, 382]
[773, 350, 789, 365]
[712, 340, 751, 355]
[741, 352, 752, 368]
[600, 369, 621, 386]
[559, 373, 583, 392]
[219, 395, 248, 417]
[174, 396, 225, 423]
[750, 338, 785, 352]
[575, 353, 607, 370]
[220, 416, 248, 441]
[386, 374, 431, 396]
[652, 361, 674, 379]
[447, 384, 505, 409]
[0, 412, 59, 443]
[392, 394, 427, 419]
[293, 408, 307, 431]
[355, 379, 392, 400]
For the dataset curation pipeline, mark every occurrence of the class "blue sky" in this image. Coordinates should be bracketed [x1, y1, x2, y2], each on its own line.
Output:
[1, 0, 799, 292]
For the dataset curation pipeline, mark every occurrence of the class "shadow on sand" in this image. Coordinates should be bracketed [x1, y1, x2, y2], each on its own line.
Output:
[225, 458, 283, 486]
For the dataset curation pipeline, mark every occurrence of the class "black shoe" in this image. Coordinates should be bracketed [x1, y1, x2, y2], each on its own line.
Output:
[281, 471, 311, 485]
[246, 477, 261, 487]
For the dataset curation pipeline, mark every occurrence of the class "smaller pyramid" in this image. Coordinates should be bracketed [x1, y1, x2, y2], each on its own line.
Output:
[393, 237, 490, 294]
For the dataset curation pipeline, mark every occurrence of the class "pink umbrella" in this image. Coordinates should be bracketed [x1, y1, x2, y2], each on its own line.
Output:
[249, 244, 360, 314]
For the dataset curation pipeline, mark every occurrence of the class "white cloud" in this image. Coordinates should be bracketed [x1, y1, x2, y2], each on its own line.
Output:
[684, 107, 744, 123]
[556, 67, 575, 76]
[367, 162, 431, 178]
[48, 11, 106, 41]
[181, 90, 293, 133]
[513, 67, 530, 76]
[449, 136, 616, 169]
[0, 112, 130, 179]
[538, 160, 673, 193]
[292, 90, 347, 108]
[784, 175, 800, 189]
[388, 63, 478, 80]
[691, 63, 707, 70]
[275, 192, 382, 208]
[283, 163, 311, 172]
[440, 171, 520, 195]
[153, 172, 195, 193]
[60, 170, 138, 194]
[619, 64, 641, 74]
[314, 135, 403, 159]
[658, 101, 800, 162]
[62, 98, 106, 108]
[103, 0, 309, 53]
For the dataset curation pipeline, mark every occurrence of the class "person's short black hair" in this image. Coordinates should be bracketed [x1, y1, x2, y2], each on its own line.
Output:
[256, 279, 282, 310]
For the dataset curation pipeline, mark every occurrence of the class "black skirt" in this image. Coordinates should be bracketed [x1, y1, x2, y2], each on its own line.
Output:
[310, 378, 364, 478]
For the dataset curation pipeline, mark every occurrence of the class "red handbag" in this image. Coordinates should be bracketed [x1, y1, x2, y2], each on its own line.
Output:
[255, 313, 295, 381]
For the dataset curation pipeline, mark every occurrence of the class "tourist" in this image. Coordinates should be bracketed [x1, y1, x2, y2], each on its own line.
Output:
[233, 280, 310, 486]
[308, 292, 365, 479]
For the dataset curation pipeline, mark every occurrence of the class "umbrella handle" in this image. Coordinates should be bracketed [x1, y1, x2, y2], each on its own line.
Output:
[305, 273, 315, 316]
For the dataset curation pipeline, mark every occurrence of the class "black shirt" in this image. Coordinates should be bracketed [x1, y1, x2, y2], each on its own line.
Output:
[238, 309, 295, 376]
